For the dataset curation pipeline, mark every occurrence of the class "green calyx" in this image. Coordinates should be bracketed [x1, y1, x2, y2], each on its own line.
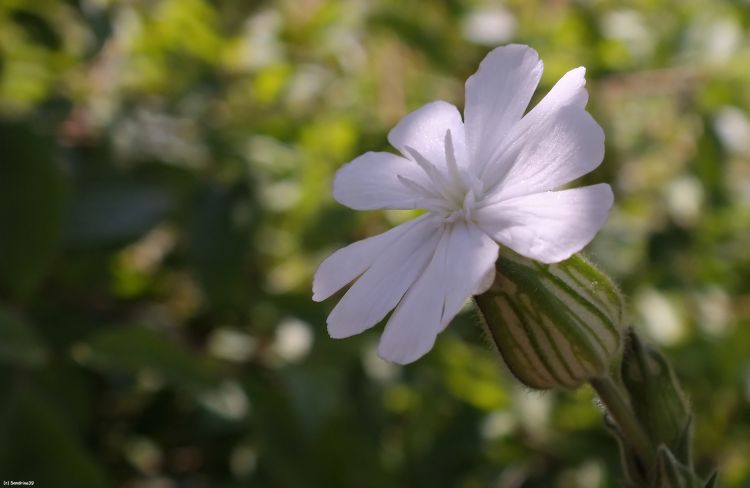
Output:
[621, 330, 692, 462]
[614, 331, 717, 488]
[475, 251, 625, 390]
[474, 251, 718, 486]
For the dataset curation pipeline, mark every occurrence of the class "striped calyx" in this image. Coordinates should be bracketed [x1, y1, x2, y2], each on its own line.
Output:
[474, 251, 624, 390]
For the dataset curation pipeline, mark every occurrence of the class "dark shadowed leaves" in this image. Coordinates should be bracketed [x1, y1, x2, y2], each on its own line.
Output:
[187, 183, 253, 306]
[65, 179, 171, 249]
[0, 306, 48, 367]
[0, 122, 67, 299]
[0, 388, 110, 487]
[82, 326, 220, 394]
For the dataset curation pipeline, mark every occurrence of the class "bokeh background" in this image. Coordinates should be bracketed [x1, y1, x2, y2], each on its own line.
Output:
[1, 0, 749, 486]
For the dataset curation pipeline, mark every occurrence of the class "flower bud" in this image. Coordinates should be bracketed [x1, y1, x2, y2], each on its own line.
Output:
[475, 251, 625, 390]
[651, 445, 705, 488]
[621, 330, 692, 463]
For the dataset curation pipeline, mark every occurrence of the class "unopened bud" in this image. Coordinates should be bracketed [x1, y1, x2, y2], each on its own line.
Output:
[652, 445, 704, 488]
[621, 330, 692, 462]
[475, 251, 625, 390]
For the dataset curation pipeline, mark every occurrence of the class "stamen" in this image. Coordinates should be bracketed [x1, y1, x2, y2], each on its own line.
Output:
[421, 198, 458, 214]
[443, 130, 463, 186]
[467, 172, 484, 198]
[397, 175, 456, 212]
[396, 174, 433, 197]
[404, 146, 446, 189]
[404, 145, 464, 205]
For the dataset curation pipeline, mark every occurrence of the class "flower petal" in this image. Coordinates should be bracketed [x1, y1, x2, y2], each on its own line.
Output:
[326, 217, 442, 339]
[475, 184, 614, 264]
[313, 216, 428, 301]
[333, 151, 430, 210]
[482, 67, 604, 199]
[387, 101, 468, 169]
[464, 44, 543, 176]
[377, 222, 499, 364]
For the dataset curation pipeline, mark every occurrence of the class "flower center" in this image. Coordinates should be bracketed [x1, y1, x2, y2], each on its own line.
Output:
[443, 206, 472, 223]
[442, 183, 481, 222]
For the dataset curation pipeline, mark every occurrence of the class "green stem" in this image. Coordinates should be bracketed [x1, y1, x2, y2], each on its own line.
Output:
[590, 376, 656, 467]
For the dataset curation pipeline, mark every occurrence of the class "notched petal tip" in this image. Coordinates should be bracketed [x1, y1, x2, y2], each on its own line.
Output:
[478, 183, 615, 265]
[481, 43, 540, 64]
[311, 280, 327, 302]
[376, 338, 435, 365]
[311, 264, 337, 302]
[326, 319, 352, 339]
[468, 44, 543, 94]
[559, 66, 589, 104]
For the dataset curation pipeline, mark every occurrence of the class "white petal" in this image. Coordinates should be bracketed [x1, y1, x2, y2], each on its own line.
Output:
[482, 67, 604, 198]
[464, 44, 543, 175]
[333, 151, 431, 210]
[532, 65, 590, 111]
[377, 222, 499, 364]
[313, 216, 428, 301]
[387, 101, 468, 169]
[475, 184, 614, 263]
[326, 217, 442, 339]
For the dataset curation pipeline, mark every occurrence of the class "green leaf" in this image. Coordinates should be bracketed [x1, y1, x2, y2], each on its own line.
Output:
[65, 180, 170, 248]
[0, 307, 48, 366]
[82, 326, 220, 393]
[0, 122, 67, 299]
[0, 388, 110, 487]
[187, 184, 252, 306]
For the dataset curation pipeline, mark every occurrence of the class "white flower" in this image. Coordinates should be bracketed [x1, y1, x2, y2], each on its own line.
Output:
[313, 44, 613, 364]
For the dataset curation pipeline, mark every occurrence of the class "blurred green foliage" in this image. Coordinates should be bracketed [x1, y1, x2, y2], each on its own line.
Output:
[0, 0, 749, 486]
